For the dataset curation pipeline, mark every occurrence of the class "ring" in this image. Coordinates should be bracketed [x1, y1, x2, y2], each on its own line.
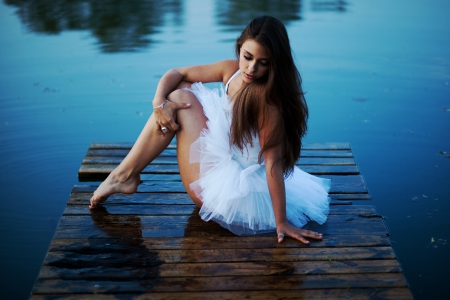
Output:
[277, 233, 284, 238]
[161, 126, 167, 131]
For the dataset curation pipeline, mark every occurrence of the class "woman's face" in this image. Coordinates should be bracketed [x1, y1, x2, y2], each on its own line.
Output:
[239, 39, 270, 83]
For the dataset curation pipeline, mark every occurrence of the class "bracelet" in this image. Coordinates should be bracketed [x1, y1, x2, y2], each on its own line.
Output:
[153, 99, 169, 109]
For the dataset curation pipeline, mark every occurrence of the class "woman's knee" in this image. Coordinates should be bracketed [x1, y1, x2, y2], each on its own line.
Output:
[167, 88, 197, 104]
[168, 90, 206, 127]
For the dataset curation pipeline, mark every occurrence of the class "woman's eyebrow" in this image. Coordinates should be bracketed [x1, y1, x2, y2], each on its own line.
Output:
[243, 49, 253, 56]
[243, 49, 269, 60]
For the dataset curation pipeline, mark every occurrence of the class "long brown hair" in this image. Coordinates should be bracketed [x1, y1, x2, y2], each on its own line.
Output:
[231, 16, 308, 177]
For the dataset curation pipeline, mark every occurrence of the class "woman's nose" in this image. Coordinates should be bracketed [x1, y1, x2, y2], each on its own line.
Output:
[248, 61, 256, 72]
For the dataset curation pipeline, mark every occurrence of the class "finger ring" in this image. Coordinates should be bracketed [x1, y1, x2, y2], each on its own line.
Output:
[161, 126, 167, 131]
[277, 233, 284, 238]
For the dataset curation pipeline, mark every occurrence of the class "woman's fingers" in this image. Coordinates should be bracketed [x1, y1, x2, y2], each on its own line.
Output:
[299, 229, 323, 240]
[166, 102, 191, 131]
[154, 101, 191, 135]
[278, 225, 323, 244]
[277, 232, 284, 243]
[290, 231, 310, 244]
[173, 101, 191, 111]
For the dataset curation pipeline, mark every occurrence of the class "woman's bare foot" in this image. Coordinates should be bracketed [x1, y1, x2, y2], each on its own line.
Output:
[89, 170, 141, 209]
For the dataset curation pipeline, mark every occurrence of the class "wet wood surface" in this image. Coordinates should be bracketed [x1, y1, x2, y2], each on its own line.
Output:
[31, 142, 413, 299]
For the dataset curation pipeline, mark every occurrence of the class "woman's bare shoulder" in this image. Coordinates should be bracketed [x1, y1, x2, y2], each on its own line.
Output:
[218, 60, 239, 84]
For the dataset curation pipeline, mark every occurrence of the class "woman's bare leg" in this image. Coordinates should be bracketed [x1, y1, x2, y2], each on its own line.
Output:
[90, 86, 207, 208]
[167, 89, 208, 207]
[89, 114, 176, 208]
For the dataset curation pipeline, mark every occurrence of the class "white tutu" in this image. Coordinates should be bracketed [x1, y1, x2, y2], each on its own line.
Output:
[188, 82, 331, 236]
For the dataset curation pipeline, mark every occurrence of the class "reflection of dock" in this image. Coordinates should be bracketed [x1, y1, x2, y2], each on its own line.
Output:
[31, 142, 413, 299]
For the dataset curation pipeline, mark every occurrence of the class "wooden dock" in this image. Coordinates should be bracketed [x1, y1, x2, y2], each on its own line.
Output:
[31, 142, 413, 299]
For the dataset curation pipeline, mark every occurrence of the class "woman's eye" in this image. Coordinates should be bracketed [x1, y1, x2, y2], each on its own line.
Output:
[260, 61, 269, 66]
[244, 55, 252, 61]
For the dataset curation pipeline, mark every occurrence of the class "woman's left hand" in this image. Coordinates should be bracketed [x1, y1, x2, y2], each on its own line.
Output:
[153, 98, 191, 136]
[276, 222, 323, 244]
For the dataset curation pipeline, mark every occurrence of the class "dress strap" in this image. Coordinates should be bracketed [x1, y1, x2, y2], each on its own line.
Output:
[225, 70, 240, 94]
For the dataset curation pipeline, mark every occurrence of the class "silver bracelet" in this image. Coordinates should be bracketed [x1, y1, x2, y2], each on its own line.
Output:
[153, 99, 169, 109]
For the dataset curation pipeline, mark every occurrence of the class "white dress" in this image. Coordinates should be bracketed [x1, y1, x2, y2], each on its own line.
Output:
[188, 70, 331, 236]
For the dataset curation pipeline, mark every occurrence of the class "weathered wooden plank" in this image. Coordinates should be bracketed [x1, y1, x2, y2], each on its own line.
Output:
[78, 164, 361, 178]
[157, 259, 403, 276]
[88, 142, 176, 150]
[32, 273, 408, 294]
[53, 214, 387, 239]
[87, 142, 351, 150]
[64, 204, 195, 216]
[74, 180, 365, 194]
[63, 204, 377, 216]
[29, 288, 414, 300]
[37, 263, 292, 280]
[82, 156, 356, 166]
[137, 173, 365, 184]
[139, 174, 366, 193]
[302, 142, 351, 150]
[140, 174, 182, 181]
[85, 149, 354, 158]
[79, 164, 180, 175]
[73, 182, 188, 193]
[73, 174, 368, 194]
[69, 192, 192, 205]
[68, 191, 369, 206]
[60, 212, 385, 228]
[44, 246, 395, 266]
[318, 175, 367, 193]
[57, 212, 386, 229]
[38, 259, 402, 280]
[329, 193, 371, 200]
[83, 156, 178, 165]
[86, 148, 177, 157]
[142, 177, 368, 195]
[47, 235, 391, 251]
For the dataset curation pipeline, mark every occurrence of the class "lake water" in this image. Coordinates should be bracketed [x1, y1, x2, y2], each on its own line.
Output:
[0, 0, 449, 299]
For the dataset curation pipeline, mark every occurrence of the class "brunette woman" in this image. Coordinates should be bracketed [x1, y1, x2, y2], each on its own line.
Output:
[90, 16, 330, 244]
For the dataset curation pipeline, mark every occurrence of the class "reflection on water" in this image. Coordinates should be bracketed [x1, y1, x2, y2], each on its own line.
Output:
[215, 0, 303, 30]
[4, 0, 184, 52]
[47, 206, 163, 289]
[3, 0, 322, 52]
[310, 0, 348, 12]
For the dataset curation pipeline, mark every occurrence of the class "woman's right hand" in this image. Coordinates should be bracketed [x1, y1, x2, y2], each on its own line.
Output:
[153, 97, 191, 136]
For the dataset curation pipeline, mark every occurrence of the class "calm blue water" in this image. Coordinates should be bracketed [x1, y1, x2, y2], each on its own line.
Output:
[0, 0, 449, 299]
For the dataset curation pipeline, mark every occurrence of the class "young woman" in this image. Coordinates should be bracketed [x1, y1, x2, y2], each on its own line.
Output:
[90, 16, 330, 244]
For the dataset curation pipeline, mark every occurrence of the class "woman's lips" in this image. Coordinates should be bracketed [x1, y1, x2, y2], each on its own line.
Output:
[245, 73, 255, 79]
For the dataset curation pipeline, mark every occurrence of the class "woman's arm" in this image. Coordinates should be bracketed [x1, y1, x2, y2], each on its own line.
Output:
[152, 59, 238, 106]
[259, 108, 323, 244]
[152, 60, 238, 135]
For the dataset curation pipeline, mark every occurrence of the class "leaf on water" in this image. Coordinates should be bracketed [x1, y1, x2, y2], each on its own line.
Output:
[431, 237, 435, 243]
[440, 151, 450, 158]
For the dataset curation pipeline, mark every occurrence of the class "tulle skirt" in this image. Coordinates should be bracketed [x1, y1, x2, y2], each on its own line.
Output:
[187, 83, 331, 236]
